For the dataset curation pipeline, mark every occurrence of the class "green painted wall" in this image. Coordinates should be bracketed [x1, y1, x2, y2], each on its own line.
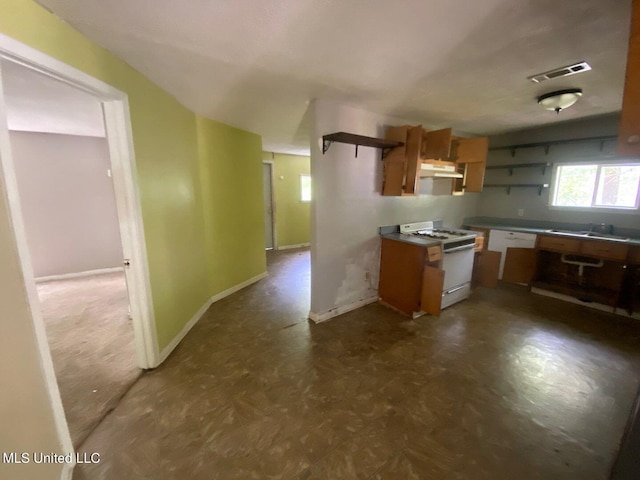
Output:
[263, 152, 311, 247]
[199, 118, 266, 293]
[0, 0, 265, 349]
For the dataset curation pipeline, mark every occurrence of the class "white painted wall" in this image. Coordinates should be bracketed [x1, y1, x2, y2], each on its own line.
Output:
[479, 113, 640, 230]
[309, 99, 479, 319]
[11, 131, 123, 277]
[2, 59, 106, 138]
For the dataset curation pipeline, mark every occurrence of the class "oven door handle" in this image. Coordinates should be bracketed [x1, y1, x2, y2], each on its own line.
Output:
[445, 285, 467, 295]
[444, 244, 476, 254]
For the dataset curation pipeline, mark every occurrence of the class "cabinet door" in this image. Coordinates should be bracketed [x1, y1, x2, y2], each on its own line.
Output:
[453, 137, 488, 163]
[382, 126, 409, 196]
[473, 250, 501, 288]
[421, 265, 444, 316]
[463, 161, 486, 192]
[404, 126, 423, 195]
[421, 128, 452, 160]
[618, 0, 640, 157]
[502, 248, 536, 284]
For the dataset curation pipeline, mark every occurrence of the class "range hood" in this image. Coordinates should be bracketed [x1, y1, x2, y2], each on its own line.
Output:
[420, 163, 463, 179]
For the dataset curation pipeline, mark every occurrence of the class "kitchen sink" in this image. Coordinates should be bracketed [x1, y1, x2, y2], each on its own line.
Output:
[545, 229, 630, 242]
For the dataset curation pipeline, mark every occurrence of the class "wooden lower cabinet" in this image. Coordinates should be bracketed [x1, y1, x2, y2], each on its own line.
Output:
[378, 238, 443, 316]
[533, 235, 632, 309]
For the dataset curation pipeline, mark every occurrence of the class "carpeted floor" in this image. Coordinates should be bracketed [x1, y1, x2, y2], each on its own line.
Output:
[37, 271, 141, 448]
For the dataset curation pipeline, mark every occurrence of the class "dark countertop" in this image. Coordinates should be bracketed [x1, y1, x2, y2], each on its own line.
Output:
[462, 218, 640, 247]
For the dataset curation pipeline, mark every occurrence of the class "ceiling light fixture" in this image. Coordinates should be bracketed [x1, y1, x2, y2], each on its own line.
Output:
[537, 89, 583, 114]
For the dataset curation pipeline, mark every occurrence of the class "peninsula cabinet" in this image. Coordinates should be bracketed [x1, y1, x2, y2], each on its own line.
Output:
[382, 125, 488, 196]
[618, 0, 640, 157]
[378, 238, 444, 317]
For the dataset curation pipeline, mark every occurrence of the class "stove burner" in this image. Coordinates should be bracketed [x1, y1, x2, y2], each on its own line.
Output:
[412, 231, 448, 240]
[432, 229, 468, 236]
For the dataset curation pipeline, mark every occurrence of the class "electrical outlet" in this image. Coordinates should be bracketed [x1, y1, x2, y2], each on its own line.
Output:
[517, 208, 524, 217]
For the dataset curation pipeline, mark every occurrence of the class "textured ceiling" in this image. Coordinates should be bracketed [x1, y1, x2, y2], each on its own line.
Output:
[37, 0, 632, 154]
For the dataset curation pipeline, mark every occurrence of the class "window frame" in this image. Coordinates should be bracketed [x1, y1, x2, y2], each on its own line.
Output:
[549, 160, 640, 213]
[300, 173, 311, 203]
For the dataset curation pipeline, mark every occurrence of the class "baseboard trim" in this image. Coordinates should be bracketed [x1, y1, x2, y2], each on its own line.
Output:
[35, 267, 123, 283]
[531, 287, 640, 320]
[158, 271, 268, 363]
[277, 243, 310, 250]
[309, 295, 378, 323]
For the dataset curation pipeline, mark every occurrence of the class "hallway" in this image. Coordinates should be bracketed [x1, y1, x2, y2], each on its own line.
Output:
[74, 248, 640, 479]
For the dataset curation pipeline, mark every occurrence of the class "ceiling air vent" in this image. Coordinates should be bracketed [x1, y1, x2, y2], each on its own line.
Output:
[528, 62, 591, 83]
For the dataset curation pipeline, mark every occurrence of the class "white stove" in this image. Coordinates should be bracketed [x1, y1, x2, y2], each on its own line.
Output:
[399, 221, 478, 252]
[399, 220, 477, 309]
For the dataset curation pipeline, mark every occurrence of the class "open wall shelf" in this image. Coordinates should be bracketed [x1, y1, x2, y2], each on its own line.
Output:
[483, 183, 550, 195]
[322, 132, 403, 158]
[485, 162, 552, 175]
[489, 135, 617, 157]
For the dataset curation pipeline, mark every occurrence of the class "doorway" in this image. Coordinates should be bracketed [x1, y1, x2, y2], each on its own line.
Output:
[0, 34, 158, 467]
[263, 161, 276, 249]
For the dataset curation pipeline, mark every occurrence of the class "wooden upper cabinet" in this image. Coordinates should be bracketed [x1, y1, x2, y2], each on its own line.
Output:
[382, 126, 410, 196]
[421, 128, 452, 160]
[618, 0, 640, 157]
[381, 125, 488, 196]
[452, 137, 489, 163]
[404, 126, 423, 195]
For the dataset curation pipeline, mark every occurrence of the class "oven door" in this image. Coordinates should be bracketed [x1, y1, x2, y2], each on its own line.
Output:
[442, 244, 475, 291]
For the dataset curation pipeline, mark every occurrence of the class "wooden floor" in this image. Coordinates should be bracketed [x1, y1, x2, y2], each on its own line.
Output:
[74, 248, 640, 479]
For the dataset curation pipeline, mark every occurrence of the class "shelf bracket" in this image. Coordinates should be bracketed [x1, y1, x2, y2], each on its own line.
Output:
[544, 145, 550, 155]
[322, 139, 333, 155]
[381, 147, 393, 160]
[508, 167, 514, 176]
[510, 148, 517, 158]
[537, 185, 544, 196]
[355, 144, 358, 158]
[506, 186, 512, 195]
[541, 165, 547, 175]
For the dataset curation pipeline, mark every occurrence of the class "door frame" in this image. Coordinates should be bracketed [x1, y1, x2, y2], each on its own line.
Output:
[262, 160, 277, 249]
[0, 33, 158, 477]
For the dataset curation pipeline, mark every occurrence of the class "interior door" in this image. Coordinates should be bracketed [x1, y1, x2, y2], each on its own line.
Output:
[262, 163, 274, 249]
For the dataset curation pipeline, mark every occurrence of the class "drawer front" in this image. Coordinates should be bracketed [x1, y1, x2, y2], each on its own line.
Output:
[580, 240, 629, 261]
[629, 247, 640, 264]
[537, 235, 581, 253]
[426, 245, 442, 262]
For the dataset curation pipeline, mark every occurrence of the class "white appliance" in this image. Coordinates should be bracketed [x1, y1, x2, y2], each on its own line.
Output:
[487, 230, 537, 279]
[399, 221, 477, 309]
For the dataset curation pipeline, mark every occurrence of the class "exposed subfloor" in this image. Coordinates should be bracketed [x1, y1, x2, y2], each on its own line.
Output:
[37, 271, 141, 448]
[74, 248, 640, 479]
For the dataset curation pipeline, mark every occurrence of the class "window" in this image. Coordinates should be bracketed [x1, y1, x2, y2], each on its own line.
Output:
[300, 174, 311, 202]
[551, 162, 640, 210]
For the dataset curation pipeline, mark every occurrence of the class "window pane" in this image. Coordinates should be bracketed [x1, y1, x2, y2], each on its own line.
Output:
[554, 165, 597, 207]
[594, 165, 640, 208]
[300, 175, 311, 202]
